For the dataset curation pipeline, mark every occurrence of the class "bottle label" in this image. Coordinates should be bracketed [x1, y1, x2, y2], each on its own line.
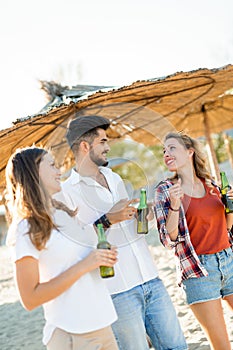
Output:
[137, 208, 149, 234]
[100, 266, 115, 278]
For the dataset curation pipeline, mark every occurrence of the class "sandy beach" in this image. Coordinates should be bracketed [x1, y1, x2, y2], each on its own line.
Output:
[0, 235, 233, 350]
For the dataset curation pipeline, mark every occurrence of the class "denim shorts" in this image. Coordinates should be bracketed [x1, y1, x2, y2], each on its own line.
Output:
[182, 247, 233, 305]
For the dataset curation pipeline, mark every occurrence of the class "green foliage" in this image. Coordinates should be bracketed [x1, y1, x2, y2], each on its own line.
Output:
[230, 137, 233, 154]
[108, 139, 164, 190]
[213, 133, 228, 163]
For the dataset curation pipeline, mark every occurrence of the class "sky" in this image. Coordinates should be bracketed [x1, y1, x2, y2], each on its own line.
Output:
[1, 0, 233, 130]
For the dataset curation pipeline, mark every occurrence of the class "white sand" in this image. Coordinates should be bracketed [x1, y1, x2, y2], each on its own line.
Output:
[0, 242, 232, 350]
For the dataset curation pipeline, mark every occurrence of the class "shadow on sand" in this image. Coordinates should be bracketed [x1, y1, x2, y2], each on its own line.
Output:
[0, 300, 45, 350]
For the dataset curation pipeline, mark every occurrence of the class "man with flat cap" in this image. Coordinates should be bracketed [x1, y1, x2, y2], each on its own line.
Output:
[56, 115, 187, 350]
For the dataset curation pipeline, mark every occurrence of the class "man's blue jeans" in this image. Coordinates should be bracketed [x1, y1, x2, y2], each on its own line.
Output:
[111, 277, 187, 350]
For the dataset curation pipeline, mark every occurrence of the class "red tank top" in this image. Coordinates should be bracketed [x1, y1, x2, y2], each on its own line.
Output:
[182, 181, 230, 255]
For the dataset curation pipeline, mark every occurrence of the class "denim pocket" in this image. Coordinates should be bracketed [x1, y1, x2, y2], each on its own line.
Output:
[198, 254, 207, 265]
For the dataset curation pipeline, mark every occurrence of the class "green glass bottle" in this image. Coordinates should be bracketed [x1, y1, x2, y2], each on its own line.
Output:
[96, 223, 115, 278]
[137, 188, 149, 234]
[220, 171, 233, 214]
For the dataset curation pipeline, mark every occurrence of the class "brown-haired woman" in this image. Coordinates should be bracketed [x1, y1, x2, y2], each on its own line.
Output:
[154, 132, 233, 350]
[5, 146, 118, 350]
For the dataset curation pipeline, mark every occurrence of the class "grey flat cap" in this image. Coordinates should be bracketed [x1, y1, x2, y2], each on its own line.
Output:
[66, 115, 110, 147]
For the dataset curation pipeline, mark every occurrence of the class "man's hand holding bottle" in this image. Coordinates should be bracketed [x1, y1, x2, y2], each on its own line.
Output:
[106, 198, 139, 224]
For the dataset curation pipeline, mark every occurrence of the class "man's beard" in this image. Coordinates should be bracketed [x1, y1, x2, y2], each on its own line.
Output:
[90, 149, 108, 167]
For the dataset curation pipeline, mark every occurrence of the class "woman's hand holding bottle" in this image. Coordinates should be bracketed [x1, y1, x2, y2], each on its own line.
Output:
[78, 247, 118, 276]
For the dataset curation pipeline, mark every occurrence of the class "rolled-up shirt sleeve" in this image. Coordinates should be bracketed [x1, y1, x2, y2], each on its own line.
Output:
[154, 183, 175, 249]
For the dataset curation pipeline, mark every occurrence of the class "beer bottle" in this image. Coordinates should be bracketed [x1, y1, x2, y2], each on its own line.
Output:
[96, 223, 115, 278]
[220, 171, 233, 214]
[137, 188, 149, 234]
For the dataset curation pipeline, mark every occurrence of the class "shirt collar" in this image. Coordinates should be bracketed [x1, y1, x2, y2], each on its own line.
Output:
[70, 166, 112, 186]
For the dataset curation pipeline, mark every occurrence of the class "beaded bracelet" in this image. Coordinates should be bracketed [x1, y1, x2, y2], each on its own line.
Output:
[169, 206, 180, 212]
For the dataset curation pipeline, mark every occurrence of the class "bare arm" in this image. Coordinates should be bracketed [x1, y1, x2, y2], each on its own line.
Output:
[15, 247, 118, 311]
[166, 179, 183, 241]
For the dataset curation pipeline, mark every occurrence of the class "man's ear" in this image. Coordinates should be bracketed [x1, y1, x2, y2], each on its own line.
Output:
[79, 140, 90, 153]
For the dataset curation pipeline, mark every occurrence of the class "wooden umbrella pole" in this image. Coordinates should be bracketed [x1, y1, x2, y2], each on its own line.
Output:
[223, 133, 233, 171]
[202, 106, 220, 182]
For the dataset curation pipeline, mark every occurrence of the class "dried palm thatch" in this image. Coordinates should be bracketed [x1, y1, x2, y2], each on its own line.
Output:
[0, 64, 233, 197]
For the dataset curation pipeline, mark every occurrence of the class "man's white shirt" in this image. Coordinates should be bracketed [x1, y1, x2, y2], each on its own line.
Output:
[54, 167, 158, 295]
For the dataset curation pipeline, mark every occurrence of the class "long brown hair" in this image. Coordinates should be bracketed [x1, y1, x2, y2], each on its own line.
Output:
[5, 147, 76, 250]
[164, 132, 214, 184]
[5, 147, 54, 250]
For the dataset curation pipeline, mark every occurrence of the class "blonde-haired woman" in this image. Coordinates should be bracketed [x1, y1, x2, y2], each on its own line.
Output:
[154, 132, 233, 350]
[6, 146, 118, 350]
